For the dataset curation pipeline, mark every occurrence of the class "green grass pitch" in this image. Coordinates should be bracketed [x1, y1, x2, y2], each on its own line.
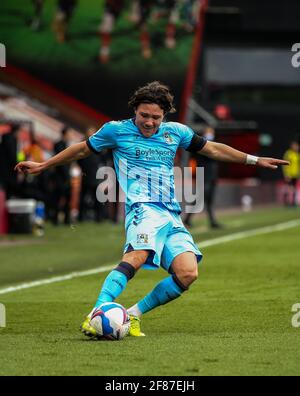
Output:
[0, 206, 300, 376]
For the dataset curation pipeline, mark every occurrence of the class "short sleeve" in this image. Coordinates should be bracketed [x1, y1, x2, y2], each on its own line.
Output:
[176, 123, 195, 149]
[87, 122, 117, 153]
[174, 123, 207, 152]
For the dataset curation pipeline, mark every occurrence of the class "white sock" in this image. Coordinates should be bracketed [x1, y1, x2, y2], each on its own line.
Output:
[87, 307, 97, 319]
[127, 304, 142, 318]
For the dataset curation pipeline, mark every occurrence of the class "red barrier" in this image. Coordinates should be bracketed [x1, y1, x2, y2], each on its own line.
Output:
[0, 189, 8, 235]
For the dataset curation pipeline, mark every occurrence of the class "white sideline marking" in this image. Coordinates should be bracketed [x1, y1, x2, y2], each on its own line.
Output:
[0, 219, 299, 296]
[0, 265, 115, 296]
[197, 219, 300, 248]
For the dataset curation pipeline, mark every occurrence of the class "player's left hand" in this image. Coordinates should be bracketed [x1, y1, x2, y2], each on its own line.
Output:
[257, 158, 290, 170]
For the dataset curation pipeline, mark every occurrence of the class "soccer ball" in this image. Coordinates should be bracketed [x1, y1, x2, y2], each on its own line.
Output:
[90, 302, 130, 341]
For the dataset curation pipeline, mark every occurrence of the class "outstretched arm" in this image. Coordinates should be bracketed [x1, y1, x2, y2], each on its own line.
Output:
[15, 141, 91, 175]
[200, 141, 289, 169]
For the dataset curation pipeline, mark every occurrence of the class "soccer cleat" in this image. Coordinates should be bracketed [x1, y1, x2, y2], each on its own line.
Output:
[80, 316, 98, 339]
[129, 315, 145, 337]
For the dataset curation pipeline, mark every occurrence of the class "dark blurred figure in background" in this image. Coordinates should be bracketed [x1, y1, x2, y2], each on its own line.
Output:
[53, 0, 77, 43]
[98, 0, 125, 63]
[77, 127, 107, 222]
[184, 126, 222, 229]
[23, 129, 44, 164]
[48, 126, 72, 225]
[282, 140, 300, 207]
[137, 0, 179, 59]
[21, 128, 46, 202]
[154, 0, 180, 49]
[182, 0, 200, 32]
[0, 123, 19, 199]
[98, 0, 180, 62]
[31, 0, 45, 31]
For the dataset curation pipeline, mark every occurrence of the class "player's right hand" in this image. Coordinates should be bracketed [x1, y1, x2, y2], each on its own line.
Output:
[15, 161, 45, 176]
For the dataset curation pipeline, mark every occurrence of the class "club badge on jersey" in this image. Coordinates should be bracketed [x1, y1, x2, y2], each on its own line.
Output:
[163, 132, 173, 144]
[137, 234, 149, 244]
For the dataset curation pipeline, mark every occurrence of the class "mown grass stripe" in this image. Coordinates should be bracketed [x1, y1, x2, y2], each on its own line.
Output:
[0, 219, 299, 296]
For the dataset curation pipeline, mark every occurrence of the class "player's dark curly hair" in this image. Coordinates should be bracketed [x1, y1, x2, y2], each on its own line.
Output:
[128, 81, 176, 114]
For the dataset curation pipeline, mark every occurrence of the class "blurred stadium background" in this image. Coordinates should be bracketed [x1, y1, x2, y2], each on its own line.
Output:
[0, 0, 300, 376]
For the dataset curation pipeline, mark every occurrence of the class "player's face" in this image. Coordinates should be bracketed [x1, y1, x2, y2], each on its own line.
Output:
[135, 103, 164, 138]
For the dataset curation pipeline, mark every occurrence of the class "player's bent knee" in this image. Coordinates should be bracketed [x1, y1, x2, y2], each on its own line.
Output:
[176, 268, 198, 288]
[189, 270, 198, 284]
[122, 250, 149, 270]
[184, 271, 198, 286]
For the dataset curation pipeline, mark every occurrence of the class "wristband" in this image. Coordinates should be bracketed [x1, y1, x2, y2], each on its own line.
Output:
[246, 154, 259, 165]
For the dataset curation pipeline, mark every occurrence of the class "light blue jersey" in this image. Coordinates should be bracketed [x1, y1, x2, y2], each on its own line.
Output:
[88, 118, 206, 272]
[88, 119, 195, 214]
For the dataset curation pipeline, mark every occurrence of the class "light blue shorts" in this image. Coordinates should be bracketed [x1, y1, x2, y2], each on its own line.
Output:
[124, 203, 202, 272]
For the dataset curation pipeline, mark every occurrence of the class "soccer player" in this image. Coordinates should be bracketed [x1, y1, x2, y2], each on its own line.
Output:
[181, 0, 202, 32]
[31, 0, 45, 31]
[282, 140, 300, 207]
[184, 126, 222, 229]
[136, 0, 180, 57]
[52, 0, 77, 43]
[98, 0, 125, 63]
[155, 0, 180, 49]
[15, 82, 289, 338]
